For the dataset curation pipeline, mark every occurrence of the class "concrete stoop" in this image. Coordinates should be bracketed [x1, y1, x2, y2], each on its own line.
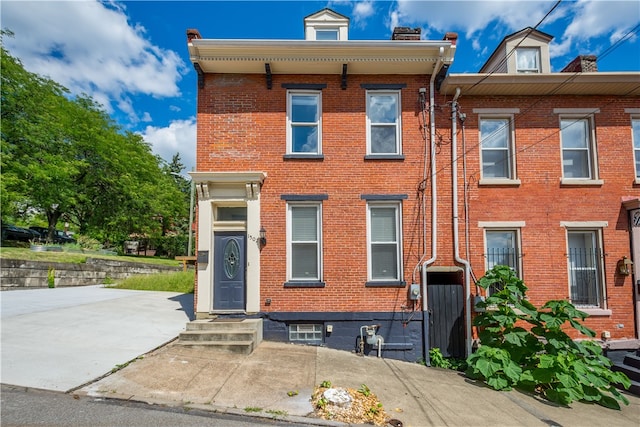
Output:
[177, 318, 263, 355]
[612, 349, 640, 396]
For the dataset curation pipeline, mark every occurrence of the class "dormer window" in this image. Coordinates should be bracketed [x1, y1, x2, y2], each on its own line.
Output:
[516, 47, 541, 73]
[315, 29, 339, 41]
[304, 8, 349, 41]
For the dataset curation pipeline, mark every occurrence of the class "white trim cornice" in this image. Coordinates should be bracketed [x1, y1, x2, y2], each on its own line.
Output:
[188, 39, 456, 75]
[190, 171, 267, 185]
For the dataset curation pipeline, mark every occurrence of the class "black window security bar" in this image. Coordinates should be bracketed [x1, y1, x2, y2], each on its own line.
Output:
[486, 247, 519, 295]
[568, 247, 602, 307]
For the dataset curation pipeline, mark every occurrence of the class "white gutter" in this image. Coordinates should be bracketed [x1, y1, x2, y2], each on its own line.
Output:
[451, 87, 473, 357]
[420, 46, 444, 365]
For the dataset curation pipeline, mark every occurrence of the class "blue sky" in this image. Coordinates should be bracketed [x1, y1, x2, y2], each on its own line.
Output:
[2, 0, 639, 173]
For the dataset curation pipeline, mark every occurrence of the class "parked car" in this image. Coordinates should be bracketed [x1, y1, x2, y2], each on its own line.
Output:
[29, 226, 76, 244]
[1, 223, 38, 242]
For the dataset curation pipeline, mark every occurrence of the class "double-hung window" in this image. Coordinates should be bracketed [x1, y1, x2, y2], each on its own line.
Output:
[486, 230, 520, 273]
[632, 118, 640, 179]
[287, 203, 322, 283]
[367, 202, 402, 283]
[287, 91, 321, 155]
[560, 116, 599, 181]
[515, 48, 540, 73]
[482, 225, 522, 295]
[366, 91, 401, 155]
[567, 230, 604, 308]
[480, 117, 515, 180]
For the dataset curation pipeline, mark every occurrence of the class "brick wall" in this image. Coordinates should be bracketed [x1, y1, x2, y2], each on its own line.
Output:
[196, 72, 638, 341]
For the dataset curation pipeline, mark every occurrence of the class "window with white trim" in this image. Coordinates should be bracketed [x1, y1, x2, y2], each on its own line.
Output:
[315, 29, 338, 40]
[366, 91, 401, 155]
[560, 117, 597, 179]
[567, 230, 604, 307]
[367, 203, 402, 281]
[480, 117, 515, 179]
[287, 91, 321, 155]
[485, 229, 521, 295]
[287, 203, 322, 281]
[632, 118, 640, 179]
[516, 48, 540, 73]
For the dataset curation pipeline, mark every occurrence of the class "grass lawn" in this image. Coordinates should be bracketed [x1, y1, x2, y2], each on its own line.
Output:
[1, 246, 193, 293]
[109, 270, 195, 293]
[0, 247, 182, 267]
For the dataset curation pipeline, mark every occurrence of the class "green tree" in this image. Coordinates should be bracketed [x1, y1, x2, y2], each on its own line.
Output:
[1, 33, 188, 251]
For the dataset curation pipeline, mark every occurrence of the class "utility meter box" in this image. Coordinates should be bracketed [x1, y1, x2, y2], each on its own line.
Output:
[408, 283, 421, 300]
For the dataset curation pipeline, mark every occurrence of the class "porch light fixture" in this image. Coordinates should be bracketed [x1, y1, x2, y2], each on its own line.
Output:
[259, 226, 267, 247]
[617, 256, 633, 276]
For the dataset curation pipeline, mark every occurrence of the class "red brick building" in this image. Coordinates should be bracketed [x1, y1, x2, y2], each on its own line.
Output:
[186, 10, 640, 361]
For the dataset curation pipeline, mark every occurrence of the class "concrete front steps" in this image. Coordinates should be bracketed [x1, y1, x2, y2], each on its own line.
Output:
[177, 318, 262, 355]
[612, 349, 640, 396]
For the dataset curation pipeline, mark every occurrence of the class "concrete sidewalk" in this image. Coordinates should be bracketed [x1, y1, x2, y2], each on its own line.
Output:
[1, 286, 193, 391]
[80, 341, 640, 427]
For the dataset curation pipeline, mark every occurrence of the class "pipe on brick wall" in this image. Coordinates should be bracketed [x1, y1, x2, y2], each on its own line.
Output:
[451, 87, 473, 357]
[419, 46, 445, 366]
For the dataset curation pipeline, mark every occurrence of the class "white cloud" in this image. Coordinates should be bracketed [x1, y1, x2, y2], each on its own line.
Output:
[352, 1, 375, 27]
[1, 0, 186, 124]
[390, 0, 559, 37]
[139, 118, 197, 174]
[388, 0, 638, 69]
[551, 0, 640, 58]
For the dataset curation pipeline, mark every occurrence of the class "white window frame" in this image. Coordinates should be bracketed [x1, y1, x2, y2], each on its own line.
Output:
[286, 203, 322, 282]
[558, 114, 600, 183]
[565, 228, 606, 310]
[484, 229, 522, 274]
[366, 202, 402, 282]
[632, 116, 640, 181]
[315, 28, 339, 40]
[515, 47, 540, 73]
[479, 116, 517, 181]
[286, 91, 321, 155]
[366, 90, 402, 155]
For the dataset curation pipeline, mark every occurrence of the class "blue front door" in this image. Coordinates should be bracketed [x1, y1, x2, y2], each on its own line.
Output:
[213, 232, 246, 310]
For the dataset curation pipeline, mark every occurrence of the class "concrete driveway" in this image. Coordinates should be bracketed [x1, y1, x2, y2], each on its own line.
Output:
[1, 286, 193, 392]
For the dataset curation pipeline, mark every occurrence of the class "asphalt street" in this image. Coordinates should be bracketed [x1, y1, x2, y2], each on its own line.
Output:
[0, 285, 193, 392]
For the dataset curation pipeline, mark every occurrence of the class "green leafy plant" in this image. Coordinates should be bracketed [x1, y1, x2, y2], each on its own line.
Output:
[243, 407, 263, 413]
[429, 348, 451, 369]
[265, 409, 288, 417]
[287, 390, 298, 397]
[316, 397, 328, 409]
[47, 266, 55, 288]
[357, 384, 371, 397]
[320, 380, 332, 388]
[368, 402, 383, 416]
[467, 265, 631, 409]
[429, 347, 468, 371]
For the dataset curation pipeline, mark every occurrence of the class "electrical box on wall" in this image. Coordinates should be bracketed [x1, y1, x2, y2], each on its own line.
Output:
[408, 283, 421, 300]
[197, 251, 209, 263]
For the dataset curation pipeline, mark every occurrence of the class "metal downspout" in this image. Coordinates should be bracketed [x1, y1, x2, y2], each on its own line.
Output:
[421, 47, 444, 365]
[451, 87, 472, 357]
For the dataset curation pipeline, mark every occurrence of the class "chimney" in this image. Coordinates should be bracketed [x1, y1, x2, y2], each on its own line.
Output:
[392, 27, 421, 41]
[187, 28, 202, 43]
[561, 55, 598, 73]
[443, 32, 458, 46]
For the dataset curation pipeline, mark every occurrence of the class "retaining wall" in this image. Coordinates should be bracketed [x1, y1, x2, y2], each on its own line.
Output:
[0, 258, 182, 290]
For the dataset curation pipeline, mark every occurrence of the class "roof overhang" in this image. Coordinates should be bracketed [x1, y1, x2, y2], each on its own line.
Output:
[188, 39, 455, 75]
[439, 72, 640, 96]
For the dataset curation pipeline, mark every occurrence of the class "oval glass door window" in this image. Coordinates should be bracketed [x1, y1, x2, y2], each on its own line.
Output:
[223, 239, 240, 279]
